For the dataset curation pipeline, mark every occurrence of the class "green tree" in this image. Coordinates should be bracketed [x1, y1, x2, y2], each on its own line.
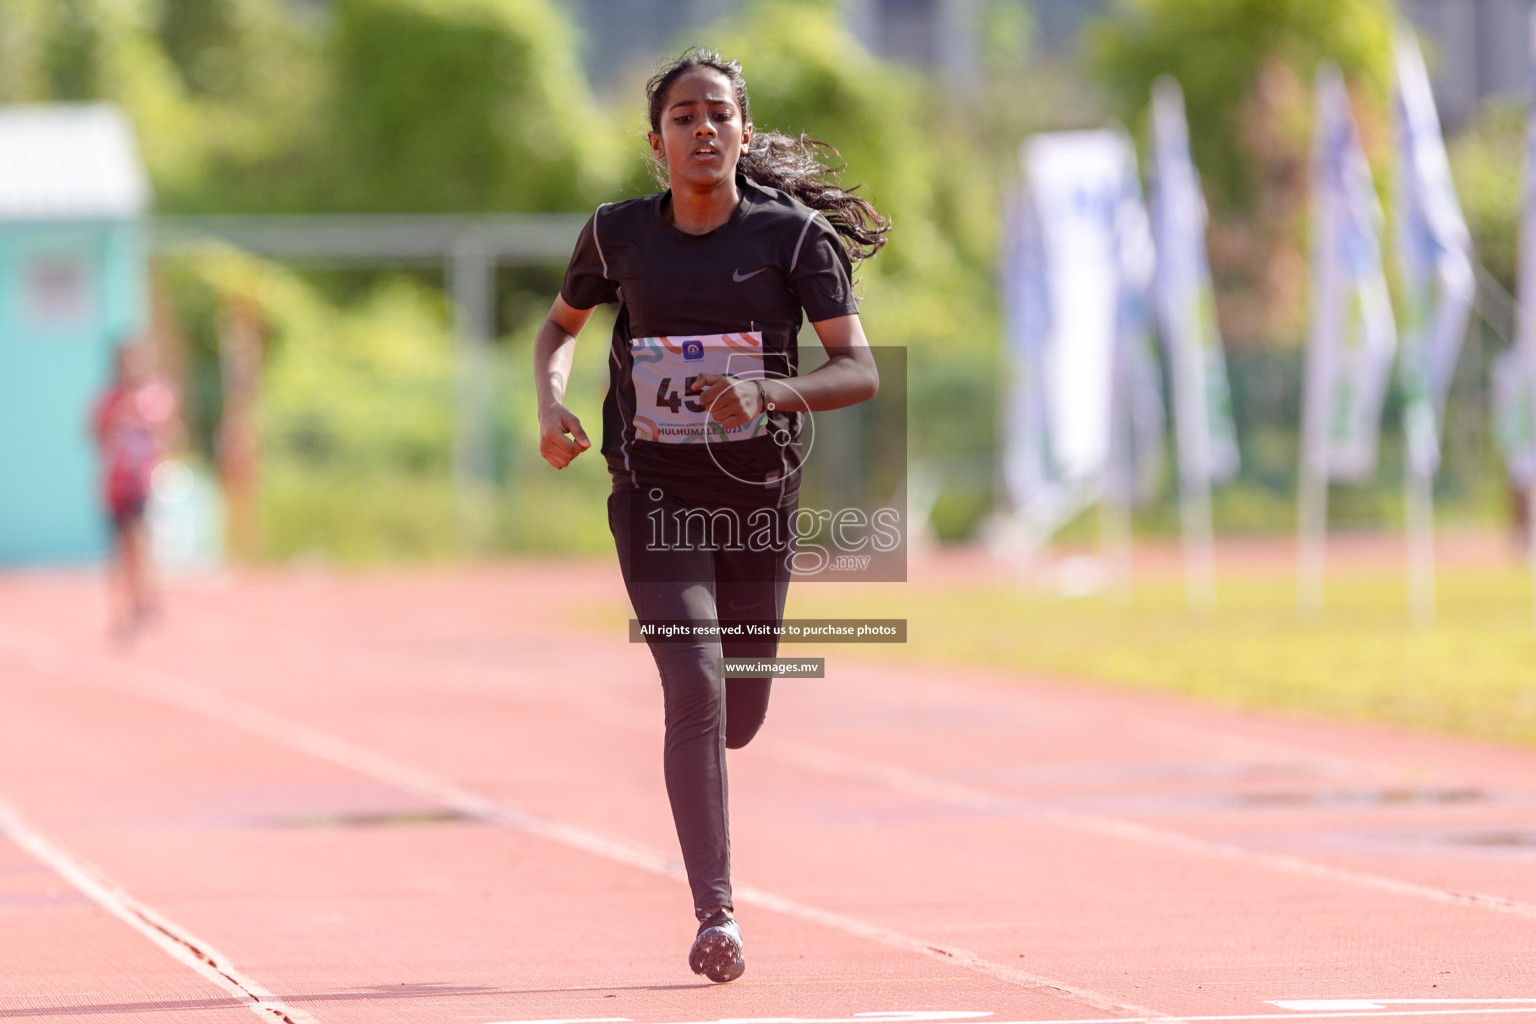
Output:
[1085, 0, 1394, 213]
[0, 0, 318, 212]
[44, 0, 102, 98]
[0, 0, 102, 102]
[321, 0, 619, 212]
[1449, 96, 1522, 295]
[1084, 0, 1395, 347]
[709, 0, 955, 277]
[150, 0, 327, 212]
[702, 0, 1003, 471]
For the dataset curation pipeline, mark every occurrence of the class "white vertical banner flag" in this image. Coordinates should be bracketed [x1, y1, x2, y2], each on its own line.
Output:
[1392, 25, 1475, 476]
[1111, 135, 1167, 510]
[1493, 343, 1536, 489]
[1151, 75, 1238, 610]
[1302, 64, 1400, 485]
[1391, 25, 1474, 622]
[1299, 64, 1397, 613]
[1000, 188, 1065, 528]
[1001, 131, 1140, 537]
[1103, 136, 1166, 593]
[1505, 62, 1536, 491]
[1511, 10, 1536, 625]
[1150, 75, 1240, 486]
[1308, 64, 1398, 483]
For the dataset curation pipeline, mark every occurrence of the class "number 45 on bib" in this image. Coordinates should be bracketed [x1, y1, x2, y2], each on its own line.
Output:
[630, 332, 769, 444]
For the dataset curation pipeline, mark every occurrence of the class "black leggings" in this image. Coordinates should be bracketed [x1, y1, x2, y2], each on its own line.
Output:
[609, 488, 793, 918]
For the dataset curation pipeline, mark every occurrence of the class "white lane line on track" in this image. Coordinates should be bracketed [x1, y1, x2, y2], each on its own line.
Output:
[754, 739, 1536, 921]
[161, 602, 1536, 922]
[479, 1006, 1536, 1024]
[1271, 1007, 1536, 1013]
[488, 1015, 996, 1024]
[0, 796, 319, 1024]
[0, 631, 1173, 1022]
[885, 1010, 1536, 1023]
[1273, 1003, 1536, 1010]
[362, 673, 1536, 924]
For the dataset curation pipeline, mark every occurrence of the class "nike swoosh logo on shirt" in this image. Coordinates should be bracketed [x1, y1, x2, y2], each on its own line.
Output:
[733, 267, 769, 282]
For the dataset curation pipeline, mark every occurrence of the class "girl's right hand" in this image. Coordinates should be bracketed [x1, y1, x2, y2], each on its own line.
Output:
[539, 404, 591, 469]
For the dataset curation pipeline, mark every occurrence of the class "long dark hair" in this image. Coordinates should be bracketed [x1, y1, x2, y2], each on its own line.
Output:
[645, 49, 890, 264]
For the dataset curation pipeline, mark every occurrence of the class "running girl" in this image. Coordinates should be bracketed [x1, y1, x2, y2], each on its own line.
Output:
[92, 343, 177, 642]
[533, 49, 887, 983]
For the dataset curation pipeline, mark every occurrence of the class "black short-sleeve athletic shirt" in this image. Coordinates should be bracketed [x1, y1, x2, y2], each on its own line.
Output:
[560, 175, 859, 507]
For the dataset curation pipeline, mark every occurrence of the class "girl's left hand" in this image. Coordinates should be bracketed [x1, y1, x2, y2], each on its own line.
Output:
[696, 373, 762, 430]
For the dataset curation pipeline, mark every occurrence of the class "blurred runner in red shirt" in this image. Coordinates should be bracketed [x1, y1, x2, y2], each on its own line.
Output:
[91, 344, 178, 642]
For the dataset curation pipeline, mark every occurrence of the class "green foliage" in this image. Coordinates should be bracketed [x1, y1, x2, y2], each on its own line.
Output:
[0, 0, 618, 214]
[1449, 96, 1523, 295]
[164, 248, 452, 556]
[167, 250, 450, 464]
[321, 0, 618, 212]
[0, 0, 107, 101]
[0, 0, 320, 211]
[978, 0, 1035, 79]
[703, 0, 1004, 473]
[159, 0, 264, 98]
[266, 286, 455, 477]
[0, 1, 44, 100]
[155, 0, 622, 214]
[1085, 0, 1395, 214]
[44, 0, 102, 98]
[710, 1, 949, 275]
[161, 246, 622, 561]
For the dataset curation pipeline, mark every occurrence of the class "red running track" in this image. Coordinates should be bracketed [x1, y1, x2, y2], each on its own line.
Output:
[0, 560, 1534, 1024]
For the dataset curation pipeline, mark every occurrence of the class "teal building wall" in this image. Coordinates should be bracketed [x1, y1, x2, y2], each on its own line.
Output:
[0, 219, 146, 564]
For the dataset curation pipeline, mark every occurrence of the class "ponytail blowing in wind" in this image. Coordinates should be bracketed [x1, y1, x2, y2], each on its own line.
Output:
[645, 49, 891, 264]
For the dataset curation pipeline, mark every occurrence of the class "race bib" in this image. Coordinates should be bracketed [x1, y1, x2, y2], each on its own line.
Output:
[630, 332, 768, 444]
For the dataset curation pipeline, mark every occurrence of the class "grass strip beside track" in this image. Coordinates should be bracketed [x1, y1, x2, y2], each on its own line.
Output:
[770, 560, 1536, 750]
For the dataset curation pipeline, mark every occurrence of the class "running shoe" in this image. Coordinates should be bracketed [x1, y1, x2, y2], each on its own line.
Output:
[689, 908, 745, 983]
